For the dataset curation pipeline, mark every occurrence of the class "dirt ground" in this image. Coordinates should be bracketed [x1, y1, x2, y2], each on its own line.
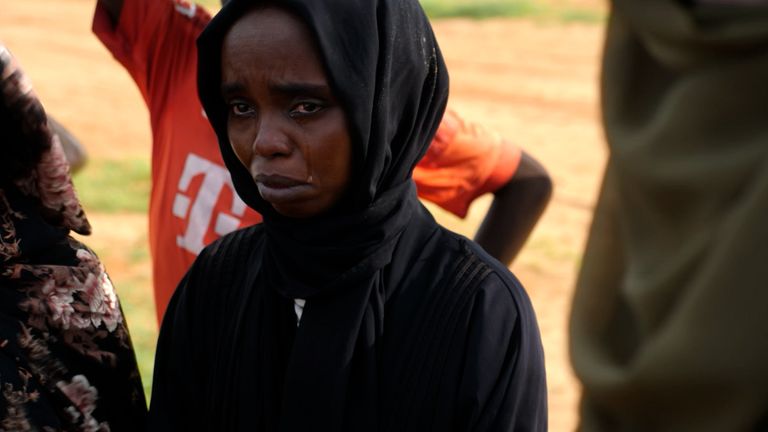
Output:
[0, 1, 607, 430]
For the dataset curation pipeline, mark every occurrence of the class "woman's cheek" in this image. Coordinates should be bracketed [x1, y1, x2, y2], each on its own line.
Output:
[228, 134, 251, 168]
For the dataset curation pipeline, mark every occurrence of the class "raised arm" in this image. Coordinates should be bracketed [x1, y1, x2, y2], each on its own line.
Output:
[48, 116, 88, 174]
[474, 150, 552, 266]
[98, 0, 124, 25]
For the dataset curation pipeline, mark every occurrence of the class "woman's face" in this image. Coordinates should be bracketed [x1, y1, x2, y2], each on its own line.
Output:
[221, 7, 352, 218]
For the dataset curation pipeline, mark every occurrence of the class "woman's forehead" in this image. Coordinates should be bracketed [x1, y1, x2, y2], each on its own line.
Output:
[224, 7, 313, 51]
[221, 7, 327, 81]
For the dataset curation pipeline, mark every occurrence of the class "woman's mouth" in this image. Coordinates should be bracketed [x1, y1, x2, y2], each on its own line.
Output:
[254, 174, 311, 203]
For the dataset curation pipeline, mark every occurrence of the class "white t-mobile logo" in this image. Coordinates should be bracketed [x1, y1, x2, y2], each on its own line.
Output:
[173, 154, 246, 254]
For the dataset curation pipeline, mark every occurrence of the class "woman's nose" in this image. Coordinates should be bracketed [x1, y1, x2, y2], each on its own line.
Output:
[253, 116, 292, 159]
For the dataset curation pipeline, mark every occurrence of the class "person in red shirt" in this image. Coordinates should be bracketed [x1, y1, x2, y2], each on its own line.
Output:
[92, 0, 552, 323]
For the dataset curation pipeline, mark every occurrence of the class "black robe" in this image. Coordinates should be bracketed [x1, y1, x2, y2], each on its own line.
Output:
[149, 0, 547, 429]
[150, 201, 546, 431]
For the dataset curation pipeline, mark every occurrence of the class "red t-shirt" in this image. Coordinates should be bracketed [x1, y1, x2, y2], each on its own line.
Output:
[93, 0, 520, 323]
[414, 109, 521, 218]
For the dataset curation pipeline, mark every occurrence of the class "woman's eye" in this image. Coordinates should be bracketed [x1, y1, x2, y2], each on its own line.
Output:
[290, 102, 324, 116]
[230, 102, 255, 117]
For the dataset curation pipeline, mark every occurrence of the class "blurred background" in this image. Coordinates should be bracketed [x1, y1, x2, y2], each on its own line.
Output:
[0, 0, 607, 430]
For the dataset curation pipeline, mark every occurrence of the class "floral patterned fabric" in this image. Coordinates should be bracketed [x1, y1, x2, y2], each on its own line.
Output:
[0, 43, 147, 431]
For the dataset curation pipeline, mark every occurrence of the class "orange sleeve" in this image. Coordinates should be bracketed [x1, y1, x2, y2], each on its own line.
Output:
[413, 109, 522, 218]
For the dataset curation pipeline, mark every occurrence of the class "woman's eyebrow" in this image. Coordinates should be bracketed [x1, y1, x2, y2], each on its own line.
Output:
[221, 82, 246, 97]
[220, 81, 332, 98]
[271, 81, 330, 96]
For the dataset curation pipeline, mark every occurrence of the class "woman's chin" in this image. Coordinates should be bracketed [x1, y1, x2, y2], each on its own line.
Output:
[265, 196, 325, 219]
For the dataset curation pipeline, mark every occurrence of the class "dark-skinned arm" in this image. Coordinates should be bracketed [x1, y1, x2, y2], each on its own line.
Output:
[474, 151, 553, 267]
[97, 0, 124, 24]
[48, 116, 88, 174]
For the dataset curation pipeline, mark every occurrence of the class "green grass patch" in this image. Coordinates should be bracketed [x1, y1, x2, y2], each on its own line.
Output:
[421, 0, 604, 22]
[421, 0, 542, 19]
[196, 0, 604, 23]
[554, 7, 604, 23]
[73, 158, 150, 214]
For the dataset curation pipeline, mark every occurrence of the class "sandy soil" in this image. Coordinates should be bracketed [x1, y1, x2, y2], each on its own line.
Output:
[0, 1, 607, 430]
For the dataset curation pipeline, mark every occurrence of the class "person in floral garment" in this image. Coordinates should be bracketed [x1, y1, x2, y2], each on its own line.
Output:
[0, 43, 147, 431]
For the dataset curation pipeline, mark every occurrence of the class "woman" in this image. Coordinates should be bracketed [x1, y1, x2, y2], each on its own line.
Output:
[0, 43, 147, 430]
[149, 0, 547, 430]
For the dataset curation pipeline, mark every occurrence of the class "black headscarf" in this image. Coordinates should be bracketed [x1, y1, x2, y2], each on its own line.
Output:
[197, 0, 448, 293]
[150, 1, 546, 428]
[197, 0, 449, 427]
[199, 0, 448, 210]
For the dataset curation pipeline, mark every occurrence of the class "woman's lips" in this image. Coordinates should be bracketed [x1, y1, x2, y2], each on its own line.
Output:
[255, 174, 305, 188]
[254, 174, 311, 203]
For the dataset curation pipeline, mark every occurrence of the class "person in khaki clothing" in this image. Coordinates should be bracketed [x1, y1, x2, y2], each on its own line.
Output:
[570, 0, 768, 430]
